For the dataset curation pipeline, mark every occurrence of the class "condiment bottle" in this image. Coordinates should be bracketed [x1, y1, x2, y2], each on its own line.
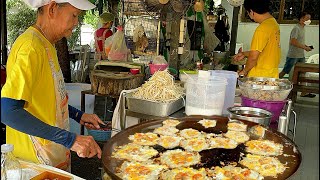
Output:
[1, 144, 22, 180]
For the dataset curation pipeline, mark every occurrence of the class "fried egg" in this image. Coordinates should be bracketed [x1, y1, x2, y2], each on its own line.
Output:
[179, 128, 202, 139]
[162, 119, 181, 127]
[118, 161, 167, 180]
[161, 168, 209, 180]
[227, 122, 247, 132]
[158, 135, 183, 149]
[209, 137, 238, 149]
[198, 119, 217, 128]
[224, 130, 250, 144]
[245, 140, 283, 156]
[153, 126, 179, 136]
[128, 132, 159, 146]
[249, 125, 266, 138]
[205, 133, 223, 138]
[160, 149, 201, 168]
[112, 143, 158, 162]
[211, 165, 264, 180]
[240, 154, 287, 177]
[180, 137, 209, 152]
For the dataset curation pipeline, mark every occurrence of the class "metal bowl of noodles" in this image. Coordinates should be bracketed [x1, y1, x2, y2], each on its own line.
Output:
[227, 106, 273, 126]
[238, 77, 293, 101]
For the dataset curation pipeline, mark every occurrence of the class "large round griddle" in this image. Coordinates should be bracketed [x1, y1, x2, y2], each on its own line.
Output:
[102, 116, 301, 180]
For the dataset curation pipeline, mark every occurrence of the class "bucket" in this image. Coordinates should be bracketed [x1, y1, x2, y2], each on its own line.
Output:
[149, 64, 168, 74]
[241, 96, 286, 129]
[185, 76, 227, 116]
[210, 70, 238, 115]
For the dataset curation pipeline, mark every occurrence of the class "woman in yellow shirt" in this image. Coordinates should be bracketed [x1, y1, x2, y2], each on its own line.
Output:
[233, 0, 281, 78]
[1, 0, 105, 171]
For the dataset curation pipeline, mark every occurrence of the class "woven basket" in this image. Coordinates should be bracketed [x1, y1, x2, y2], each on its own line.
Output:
[87, 129, 112, 141]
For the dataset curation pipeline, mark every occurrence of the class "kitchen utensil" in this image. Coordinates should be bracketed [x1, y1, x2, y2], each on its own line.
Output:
[238, 77, 292, 101]
[227, 106, 272, 126]
[102, 116, 301, 180]
[126, 93, 185, 117]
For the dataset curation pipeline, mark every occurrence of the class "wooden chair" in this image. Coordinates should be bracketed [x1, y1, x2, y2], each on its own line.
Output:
[290, 62, 319, 103]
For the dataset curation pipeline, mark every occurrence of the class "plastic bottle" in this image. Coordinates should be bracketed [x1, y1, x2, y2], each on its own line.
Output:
[1, 144, 22, 180]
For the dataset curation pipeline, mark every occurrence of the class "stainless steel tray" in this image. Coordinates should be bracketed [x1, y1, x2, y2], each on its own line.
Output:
[125, 93, 185, 117]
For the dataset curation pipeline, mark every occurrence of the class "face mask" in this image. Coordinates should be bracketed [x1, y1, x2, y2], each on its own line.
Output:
[304, 20, 311, 25]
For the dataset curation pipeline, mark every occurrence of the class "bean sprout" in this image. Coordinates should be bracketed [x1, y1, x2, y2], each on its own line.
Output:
[132, 70, 184, 102]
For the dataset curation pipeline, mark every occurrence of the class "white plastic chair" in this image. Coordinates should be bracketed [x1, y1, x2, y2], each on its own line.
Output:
[305, 54, 319, 86]
[307, 54, 319, 64]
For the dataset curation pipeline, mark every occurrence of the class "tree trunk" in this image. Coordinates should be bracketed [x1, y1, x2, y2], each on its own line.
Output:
[56, 37, 71, 83]
[169, 16, 180, 70]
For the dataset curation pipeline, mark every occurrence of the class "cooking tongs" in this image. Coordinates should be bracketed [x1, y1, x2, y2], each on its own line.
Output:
[88, 122, 121, 132]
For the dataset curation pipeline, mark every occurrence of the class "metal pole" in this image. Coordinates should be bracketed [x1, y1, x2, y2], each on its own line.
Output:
[1, 0, 8, 65]
[229, 6, 240, 56]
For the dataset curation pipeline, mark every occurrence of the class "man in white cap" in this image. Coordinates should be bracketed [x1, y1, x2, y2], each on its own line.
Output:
[1, 0, 105, 172]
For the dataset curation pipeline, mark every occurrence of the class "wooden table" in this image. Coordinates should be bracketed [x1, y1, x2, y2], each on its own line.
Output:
[290, 62, 319, 102]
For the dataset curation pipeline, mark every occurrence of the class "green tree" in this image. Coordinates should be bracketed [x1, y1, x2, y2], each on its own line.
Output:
[6, 0, 86, 51]
[6, 0, 36, 47]
[84, 10, 100, 29]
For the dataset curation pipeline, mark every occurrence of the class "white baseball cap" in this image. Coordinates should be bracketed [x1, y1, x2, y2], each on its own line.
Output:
[23, 0, 96, 10]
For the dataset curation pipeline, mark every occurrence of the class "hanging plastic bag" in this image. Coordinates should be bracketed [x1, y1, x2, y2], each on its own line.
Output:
[104, 34, 114, 57]
[108, 26, 129, 61]
[202, 12, 220, 53]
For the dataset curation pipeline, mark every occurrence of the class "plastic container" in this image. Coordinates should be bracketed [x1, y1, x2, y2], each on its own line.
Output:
[210, 70, 238, 115]
[65, 83, 95, 135]
[1, 144, 22, 180]
[87, 129, 112, 141]
[149, 64, 168, 74]
[130, 68, 140, 75]
[241, 96, 286, 129]
[185, 76, 227, 116]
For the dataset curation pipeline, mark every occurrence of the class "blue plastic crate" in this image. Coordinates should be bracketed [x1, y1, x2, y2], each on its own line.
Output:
[87, 129, 111, 141]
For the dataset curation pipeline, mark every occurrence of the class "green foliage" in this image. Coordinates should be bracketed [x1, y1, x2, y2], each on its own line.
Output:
[83, 10, 100, 29]
[6, 0, 92, 51]
[67, 25, 81, 50]
[7, 0, 36, 47]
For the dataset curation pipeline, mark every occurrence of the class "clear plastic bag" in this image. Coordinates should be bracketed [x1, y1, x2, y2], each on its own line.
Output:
[153, 55, 167, 64]
[108, 27, 129, 61]
[104, 35, 114, 57]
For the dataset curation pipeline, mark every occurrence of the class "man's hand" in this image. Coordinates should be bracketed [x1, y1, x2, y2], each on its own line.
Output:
[304, 45, 312, 52]
[233, 47, 246, 61]
[238, 69, 247, 77]
[70, 135, 102, 158]
[80, 113, 105, 130]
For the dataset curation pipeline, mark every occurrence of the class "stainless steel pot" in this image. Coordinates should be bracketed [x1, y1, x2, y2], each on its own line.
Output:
[227, 106, 272, 126]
